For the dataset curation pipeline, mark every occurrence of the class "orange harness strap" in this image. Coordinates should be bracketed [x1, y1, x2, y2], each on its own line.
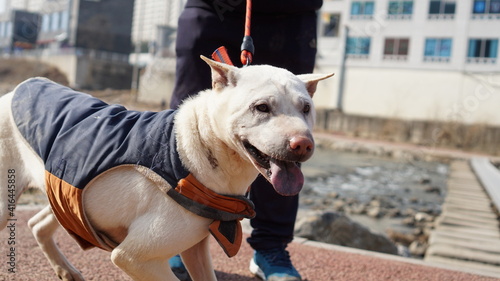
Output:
[175, 174, 255, 219]
[168, 174, 255, 257]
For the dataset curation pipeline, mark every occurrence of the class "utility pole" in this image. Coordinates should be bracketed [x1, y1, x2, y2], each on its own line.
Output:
[131, 0, 145, 93]
[337, 25, 349, 113]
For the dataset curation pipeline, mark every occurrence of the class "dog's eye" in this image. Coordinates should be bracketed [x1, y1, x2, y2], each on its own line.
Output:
[256, 104, 270, 113]
[303, 104, 311, 114]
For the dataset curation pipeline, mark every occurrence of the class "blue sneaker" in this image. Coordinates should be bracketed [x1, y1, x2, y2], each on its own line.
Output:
[249, 247, 302, 281]
[168, 255, 192, 281]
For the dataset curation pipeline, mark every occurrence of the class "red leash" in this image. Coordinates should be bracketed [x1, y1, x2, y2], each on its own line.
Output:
[240, 0, 254, 66]
[212, 0, 254, 66]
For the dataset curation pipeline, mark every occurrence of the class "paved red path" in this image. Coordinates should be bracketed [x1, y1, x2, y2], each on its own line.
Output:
[0, 209, 497, 280]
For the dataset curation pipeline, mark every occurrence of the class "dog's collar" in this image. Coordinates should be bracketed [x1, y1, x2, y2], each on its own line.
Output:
[166, 173, 255, 257]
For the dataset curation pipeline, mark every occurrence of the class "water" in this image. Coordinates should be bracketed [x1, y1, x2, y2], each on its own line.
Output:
[300, 147, 449, 234]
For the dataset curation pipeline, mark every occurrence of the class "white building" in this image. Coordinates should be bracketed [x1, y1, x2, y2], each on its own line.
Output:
[315, 0, 500, 126]
[132, 0, 185, 44]
[131, 0, 185, 64]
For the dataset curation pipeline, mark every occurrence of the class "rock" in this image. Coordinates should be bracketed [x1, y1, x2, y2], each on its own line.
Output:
[418, 207, 435, 215]
[322, 198, 334, 206]
[397, 244, 411, 257]
[386, 208, 400, 218]
[370, 197, 396, 209]
[424, 186, 441, 194]
[295, 211, 398, 255]
[420, 178, 431, 185]
[409, 241, 428, 257]
[401, 208, 416, 217]
[414, 212, 432, 223]
[386, 229, 416, 246]
[402, 217, 415, 227]
[345, 197, 358, 205]
[369, 199, 381, 208]
[349, 203, 366, 215]
[302, 198, 315, 206]
[332, 200, 345, 211]
[328, 191, 339, 199]
[366, 206, 383, 218]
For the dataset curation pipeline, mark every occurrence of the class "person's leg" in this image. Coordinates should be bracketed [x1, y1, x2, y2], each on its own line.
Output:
[247, 177, 302, 280]
[247, 176, 298, 249]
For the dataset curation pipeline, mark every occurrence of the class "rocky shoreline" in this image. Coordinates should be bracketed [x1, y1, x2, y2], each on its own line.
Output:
[294, 136, 452, 259]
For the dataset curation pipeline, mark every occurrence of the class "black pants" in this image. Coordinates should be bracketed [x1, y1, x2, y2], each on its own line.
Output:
[171, 6, 318, 250]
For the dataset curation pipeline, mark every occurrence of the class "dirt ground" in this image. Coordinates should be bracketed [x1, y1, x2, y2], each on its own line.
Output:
[0, 58, 68, 87]
[1, 209, 497, 281]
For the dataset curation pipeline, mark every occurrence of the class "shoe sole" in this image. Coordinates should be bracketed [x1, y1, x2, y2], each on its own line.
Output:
[249, 258, 266, 280]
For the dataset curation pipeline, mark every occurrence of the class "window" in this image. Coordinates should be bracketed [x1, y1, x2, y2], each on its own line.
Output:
[424, 38, 452, 62]
[322, 13, 340, 37]
[60, 10, 69, 31]
[383, 38, 409, 60]
[51, 12, 60, 31]
[42, 14, 50, 32]
[0, 22, 4, 38]
[468, 39, 498, 58]
[351, 1, 375, 18]
[429, 0, 456, 18]
[473, 0, 500, 14]
[346, 37, 371, 56]
[388, 1, 413, 18]
[5, 22, 11, 37]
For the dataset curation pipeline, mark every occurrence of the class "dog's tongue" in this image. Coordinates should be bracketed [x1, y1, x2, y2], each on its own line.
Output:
[269, 159, 304, 196]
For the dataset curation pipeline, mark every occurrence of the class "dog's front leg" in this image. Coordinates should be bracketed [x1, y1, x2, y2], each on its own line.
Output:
[181, 236, 217, 281]
[28, 206, 84, 281]
[111, 235, 179, 281]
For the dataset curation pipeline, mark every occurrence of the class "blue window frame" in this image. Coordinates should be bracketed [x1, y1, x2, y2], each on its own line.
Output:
[474, 0, 486, 13]
[351, 1, 375, 15]
[42, 14, 50, 32]
[473, 0, 500, 14]
[468, 39, 498, 58]
[493, 0, 500, 13]
[51, 12, 60, 31]
[429, 0, 456, 15]
[424, 38, 452, 57]
[347, 37, 371, 55]
[60, 11, 69, 31]
[388, 1, 414, 15]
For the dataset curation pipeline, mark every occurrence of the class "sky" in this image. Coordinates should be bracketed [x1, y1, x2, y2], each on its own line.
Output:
[0, 0, 5, 14]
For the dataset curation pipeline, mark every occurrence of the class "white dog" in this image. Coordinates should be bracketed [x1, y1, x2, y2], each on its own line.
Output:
[0, 56, 332, 281]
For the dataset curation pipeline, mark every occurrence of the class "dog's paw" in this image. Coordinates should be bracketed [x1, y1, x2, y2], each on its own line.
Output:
[54, 265, 85, 281]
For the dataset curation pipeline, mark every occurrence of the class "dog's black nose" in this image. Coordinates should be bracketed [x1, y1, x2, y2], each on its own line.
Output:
[289, 136, 314, 159]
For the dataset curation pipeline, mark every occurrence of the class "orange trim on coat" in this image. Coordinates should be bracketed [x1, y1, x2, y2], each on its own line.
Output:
[45, 171, 106, 251]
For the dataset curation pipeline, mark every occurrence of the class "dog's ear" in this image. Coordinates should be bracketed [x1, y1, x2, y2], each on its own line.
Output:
[296, 73, 335, 98]
[200, 55, 238, 91]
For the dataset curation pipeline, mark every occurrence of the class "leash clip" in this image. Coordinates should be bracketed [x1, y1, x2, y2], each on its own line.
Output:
[240, 35, 254, 66]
